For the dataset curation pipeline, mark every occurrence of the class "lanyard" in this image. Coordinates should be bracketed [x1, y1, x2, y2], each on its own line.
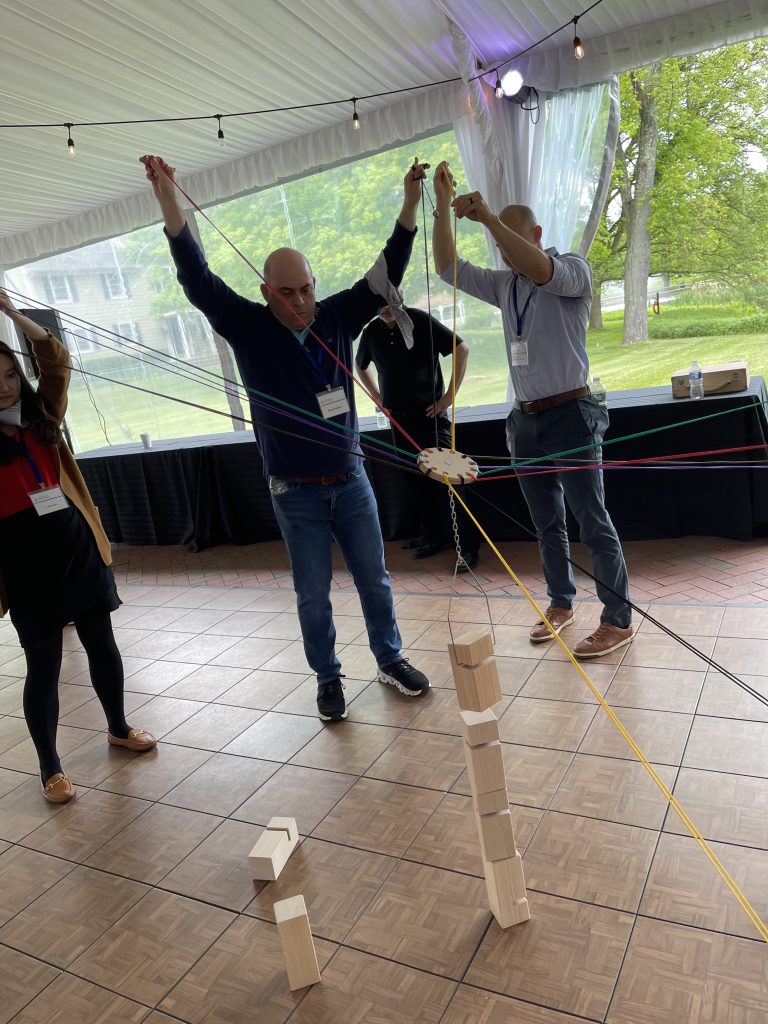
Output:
[299, 337, 331, 390]
[512, 276, 535, 338]
[13, 429, 45, 487]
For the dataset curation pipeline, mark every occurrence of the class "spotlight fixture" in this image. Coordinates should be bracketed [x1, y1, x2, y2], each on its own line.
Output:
[65, 123, 75, 156]
[572, 16, 585, 59]
[216, 114, 225, 146]
[500, 69, 524, 97]
[352, 97, 360, 130]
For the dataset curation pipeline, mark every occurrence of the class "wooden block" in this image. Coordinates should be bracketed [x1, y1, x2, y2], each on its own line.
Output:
[449, 632, 494, 666]
[484, 853, 530, 928]
[274, 894, 321, 990]
[248, 827, 298, 880]
[267, 816, 299, 844]
[465, 740, 506, 796]
[459, 708, 499, 747]
[476, 788, 509, 815]
[476, 809, 518, 862]
[451, 656, 502, 712]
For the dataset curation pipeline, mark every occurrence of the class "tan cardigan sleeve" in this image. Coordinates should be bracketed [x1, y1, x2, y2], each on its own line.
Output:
[29, 330, 71, 425]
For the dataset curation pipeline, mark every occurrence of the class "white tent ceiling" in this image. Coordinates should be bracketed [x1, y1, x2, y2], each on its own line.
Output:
[1, 0, 766, 266]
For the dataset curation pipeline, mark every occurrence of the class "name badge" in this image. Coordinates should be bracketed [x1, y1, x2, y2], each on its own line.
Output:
[29, 486, 69, 516]
[317, 387, 350, 418]
[509, 340, 529, 367]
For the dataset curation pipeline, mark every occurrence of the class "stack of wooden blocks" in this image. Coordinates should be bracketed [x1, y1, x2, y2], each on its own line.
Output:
[449, 632, 530, 928]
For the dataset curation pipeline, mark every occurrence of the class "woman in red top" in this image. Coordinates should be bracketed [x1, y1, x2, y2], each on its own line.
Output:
[0, 290, 156, 804]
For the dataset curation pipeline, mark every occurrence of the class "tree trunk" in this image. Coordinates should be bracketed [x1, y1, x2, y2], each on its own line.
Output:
[622, 66, 660, 345]
[589, 284, 604, 330]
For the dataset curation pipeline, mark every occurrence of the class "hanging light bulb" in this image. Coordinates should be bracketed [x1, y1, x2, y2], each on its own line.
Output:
[494, 74, 503, 99]
[216, 114, 225, 146]
[65, 123, 76, 156]
[351, 97, 360, 130]
[500, 69, 524, 97]
[572, 17, 586, 59]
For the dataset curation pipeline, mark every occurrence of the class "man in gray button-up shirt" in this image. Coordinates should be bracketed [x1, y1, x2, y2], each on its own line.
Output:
[432, 161, 632, 659]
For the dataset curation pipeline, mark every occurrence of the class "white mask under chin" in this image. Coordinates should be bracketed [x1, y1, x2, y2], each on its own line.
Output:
[0, 400, 22, 427]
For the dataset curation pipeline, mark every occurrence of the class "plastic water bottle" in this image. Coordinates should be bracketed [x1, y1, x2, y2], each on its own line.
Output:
[689, 360, 704, 400]
[590, 377, 607, 406]
[376, 409, 388, 429]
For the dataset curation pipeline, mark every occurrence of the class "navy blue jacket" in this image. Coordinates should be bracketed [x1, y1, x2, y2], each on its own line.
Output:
[167, 222, 416, 477]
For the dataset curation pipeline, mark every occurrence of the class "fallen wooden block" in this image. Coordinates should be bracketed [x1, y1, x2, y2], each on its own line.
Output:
[274, 894, 321, 990]
[459, 708, 500, 747]
[476, 808, 517, 862]
[484, 853, 530, 928]
[248, 817, 299, 880]
[465, 739, 506, 796]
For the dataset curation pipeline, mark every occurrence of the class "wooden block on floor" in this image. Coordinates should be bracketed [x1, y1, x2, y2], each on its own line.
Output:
[465, 740, 506, 796]
[451, 657, 502, 712]
[248, 827, 298, 880]
[459, 708, 499, 747]
[274, 894, 321, 991]
[450, 632, 494, 666]
[476, 808, 518, 862]
[267, 816, 299, 844]
[476, 788, 509, 815]
[484, 853, 530, 929]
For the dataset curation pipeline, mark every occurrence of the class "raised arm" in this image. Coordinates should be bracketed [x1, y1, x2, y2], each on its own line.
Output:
[452, 191, 553, 285]
[0, 289, 71, 423]
[432, 161, 457, 275]
[140, 154, 186, 237]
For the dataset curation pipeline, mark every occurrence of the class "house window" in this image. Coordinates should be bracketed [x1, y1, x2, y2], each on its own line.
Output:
[100, 271, 130, 299]
[112, 321, 142, 343]
[41, 274, 77, 304]
[164, 314, 191, 359]
[69, 327, 99, 354]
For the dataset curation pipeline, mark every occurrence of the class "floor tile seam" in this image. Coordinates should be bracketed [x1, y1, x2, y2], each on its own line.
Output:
[4, 961, 64, 1024]
[437, 982, 598, 1024]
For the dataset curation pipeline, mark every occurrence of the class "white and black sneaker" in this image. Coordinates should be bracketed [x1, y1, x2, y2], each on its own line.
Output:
[377, 658, 430, 696]
[317, 679, 347, 721]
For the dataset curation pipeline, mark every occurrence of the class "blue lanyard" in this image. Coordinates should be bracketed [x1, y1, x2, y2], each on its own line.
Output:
[299, 338, 331, 390]
[14, 429, 45, 488]
[512, 277, 535, 338]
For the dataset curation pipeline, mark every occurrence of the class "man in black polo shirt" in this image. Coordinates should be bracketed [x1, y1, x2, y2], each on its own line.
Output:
[356, 295, 480, 570]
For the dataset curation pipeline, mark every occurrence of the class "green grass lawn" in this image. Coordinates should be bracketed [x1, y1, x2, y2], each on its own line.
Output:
[68, 313, 768, 452]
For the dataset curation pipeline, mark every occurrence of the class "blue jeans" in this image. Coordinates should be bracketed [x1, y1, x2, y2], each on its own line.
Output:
[506, 397, 631, 628]
[269, 468, 402, 683]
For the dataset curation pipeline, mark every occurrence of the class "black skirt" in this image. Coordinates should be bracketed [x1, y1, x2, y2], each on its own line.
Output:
[0, 504, 120, 647]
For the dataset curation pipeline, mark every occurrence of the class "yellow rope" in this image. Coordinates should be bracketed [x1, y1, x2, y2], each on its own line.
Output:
[446, 478, 768, 944]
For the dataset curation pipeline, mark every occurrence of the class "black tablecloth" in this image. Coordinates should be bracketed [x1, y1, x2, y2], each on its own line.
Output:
[76, 379, 768, 550]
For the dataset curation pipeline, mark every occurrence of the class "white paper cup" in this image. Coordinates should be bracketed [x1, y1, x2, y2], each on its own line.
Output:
[140, 432, 152, 449]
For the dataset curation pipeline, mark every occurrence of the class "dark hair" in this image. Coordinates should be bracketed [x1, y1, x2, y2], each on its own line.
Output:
[0, 342, 62, 464]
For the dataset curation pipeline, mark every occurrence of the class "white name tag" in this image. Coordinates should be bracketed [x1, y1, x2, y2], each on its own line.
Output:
[29, 485, 69, 516]
[317, 387, 350, 418]
[509, 340, 529, 366]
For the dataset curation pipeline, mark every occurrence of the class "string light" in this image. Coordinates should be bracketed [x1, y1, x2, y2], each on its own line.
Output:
[494, 75, 503, 99]
[215, 114, 225, 146]
[572, 16, 586, 59]
[351, 97, 360, 130]
[65, 123, 75, 156]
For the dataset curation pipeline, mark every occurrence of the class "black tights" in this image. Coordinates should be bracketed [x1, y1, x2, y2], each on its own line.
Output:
[23, 611, 129, 782]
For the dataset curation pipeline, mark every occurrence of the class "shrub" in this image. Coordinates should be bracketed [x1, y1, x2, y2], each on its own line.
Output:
[648, 313, 768, 339]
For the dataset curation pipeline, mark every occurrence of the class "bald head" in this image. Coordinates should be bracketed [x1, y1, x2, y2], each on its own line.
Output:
[499, 204, 540, 243]
[261, 247, 316, 328]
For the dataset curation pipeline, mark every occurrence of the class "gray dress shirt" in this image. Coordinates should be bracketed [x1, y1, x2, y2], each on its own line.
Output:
[440, 248, 592, 402]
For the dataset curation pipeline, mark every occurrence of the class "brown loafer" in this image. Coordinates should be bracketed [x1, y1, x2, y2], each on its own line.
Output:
[42, 772, 76, 804]
[108, 728, 157, 752]
[573, 623, 633, 659]
[529, 606, 575, 643]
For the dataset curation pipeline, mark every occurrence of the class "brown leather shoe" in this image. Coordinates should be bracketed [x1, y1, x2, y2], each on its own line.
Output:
[529, 606, 575, 643]
[108, 728, 157, 752]
[42, 772, 76, 804]
[573, 623, 633, 659]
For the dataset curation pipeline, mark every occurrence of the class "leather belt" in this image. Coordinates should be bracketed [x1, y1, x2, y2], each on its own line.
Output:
[515, 386, 590, 415]
[283, 473, 350, 485]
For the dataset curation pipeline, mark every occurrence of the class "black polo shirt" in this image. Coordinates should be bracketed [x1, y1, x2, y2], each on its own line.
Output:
[355, 306, 461, 416]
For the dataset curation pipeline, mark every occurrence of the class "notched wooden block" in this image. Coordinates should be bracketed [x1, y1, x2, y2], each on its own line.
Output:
[248, 825, 298, 881]
[476, 808, 518, 862]
[484, 853, 530, 928]
[465, 739, 506, 796]
[451, 655, 502, 712]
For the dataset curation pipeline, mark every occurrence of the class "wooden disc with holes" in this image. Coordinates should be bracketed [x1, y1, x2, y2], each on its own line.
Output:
[417, 447, 479, 484]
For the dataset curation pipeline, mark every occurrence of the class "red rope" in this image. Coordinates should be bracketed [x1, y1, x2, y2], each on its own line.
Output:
[165, 168, 423, 454]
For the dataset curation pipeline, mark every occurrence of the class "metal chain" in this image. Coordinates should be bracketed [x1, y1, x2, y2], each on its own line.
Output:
[448, 485, 465, 568]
